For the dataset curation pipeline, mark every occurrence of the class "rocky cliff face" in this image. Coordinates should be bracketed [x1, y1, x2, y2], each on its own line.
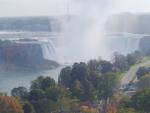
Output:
[0, 39, 59, 70]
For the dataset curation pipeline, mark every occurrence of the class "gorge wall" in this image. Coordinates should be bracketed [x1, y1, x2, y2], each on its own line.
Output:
[0, 39, 59, 71]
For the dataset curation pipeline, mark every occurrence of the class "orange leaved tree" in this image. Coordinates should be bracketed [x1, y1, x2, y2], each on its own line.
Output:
[0, 96, 24, 113]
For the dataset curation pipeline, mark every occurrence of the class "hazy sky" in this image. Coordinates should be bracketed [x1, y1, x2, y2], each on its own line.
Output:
[113, 0, 150, 13]
[0, 0, 150, 17]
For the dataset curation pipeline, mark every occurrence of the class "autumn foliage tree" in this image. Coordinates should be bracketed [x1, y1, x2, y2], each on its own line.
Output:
[0, 96, 24, 113]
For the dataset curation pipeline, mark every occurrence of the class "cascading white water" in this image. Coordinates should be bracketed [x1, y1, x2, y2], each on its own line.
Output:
[107, 33, 142, 55]
[40, 40, 56, 60]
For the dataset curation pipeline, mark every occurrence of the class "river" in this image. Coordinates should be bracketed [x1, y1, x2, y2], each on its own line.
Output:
[0, 66, 63, 94]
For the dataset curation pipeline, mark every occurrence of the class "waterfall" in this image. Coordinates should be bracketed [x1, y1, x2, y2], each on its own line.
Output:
[107, 34, 142, 55]
[41, 40, 56, 60]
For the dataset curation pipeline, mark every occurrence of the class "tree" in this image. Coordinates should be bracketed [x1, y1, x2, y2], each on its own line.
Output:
[70, 80, 84, 100]
[82, 80, 97, 101]
[32, 99, 57, 113]
[88, 59, 114, 73]
[11, 87, 28, 99]
[0, 96, 24, 113]
[97, 73, 119, 99]
[45, 86, 66, 101]
[0, 92, 7, 96]
[59, 62, 98, 101]
[98, 60, 114, 73]
[58, 66, 72, 87]
[58, 61, 119, 101]
[30, 76, 56, 90]
[23, 101, 35, 113]
[88, 59, 100, 71]
[130, 88, 150, 112]
[136, 67, 150, 79]
[126, 51, 143, 66]
[28, 89, 45, 101]
[71, 62, 89, 82]
[70, 80, 96, 101]
[112, 52, 128, 71]
[138, 74, 150, 89]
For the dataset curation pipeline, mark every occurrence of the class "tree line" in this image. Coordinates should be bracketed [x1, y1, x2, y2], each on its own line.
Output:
[0, 51, 148, 113]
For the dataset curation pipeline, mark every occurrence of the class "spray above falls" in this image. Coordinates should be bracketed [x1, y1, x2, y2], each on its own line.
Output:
[57, 0, 114, 63]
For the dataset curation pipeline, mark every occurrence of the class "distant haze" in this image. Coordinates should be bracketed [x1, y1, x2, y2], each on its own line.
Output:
[0, 0, 149, 17]
[0, 0, 149, 63]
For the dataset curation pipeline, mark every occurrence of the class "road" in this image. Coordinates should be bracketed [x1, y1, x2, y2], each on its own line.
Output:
[121, 59, 150, 85]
